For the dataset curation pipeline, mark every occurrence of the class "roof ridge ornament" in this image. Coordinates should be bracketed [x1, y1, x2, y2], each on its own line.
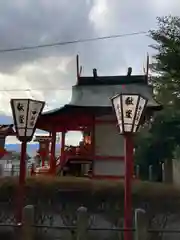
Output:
[93, 68, 98, 79]
[76, 54, 83, 84]
[127, 67, 132, 76]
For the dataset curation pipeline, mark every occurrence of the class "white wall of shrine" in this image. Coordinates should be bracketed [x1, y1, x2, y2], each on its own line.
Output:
[93, 114, 125, 177]
[93, 160, 125, 177]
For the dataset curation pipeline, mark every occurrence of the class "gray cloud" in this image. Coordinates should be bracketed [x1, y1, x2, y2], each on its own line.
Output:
[0, 0, 95, 72]
[0, 0, 179, 114]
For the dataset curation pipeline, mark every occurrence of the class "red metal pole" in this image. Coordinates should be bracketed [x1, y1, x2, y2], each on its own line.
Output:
[91, 116, 95, 178]
[41, 152, 45, 167]
[50, 131, 56, 175]
[61, 131, 65, 165]
[17, 141, 27, 223]
[31, 163, 35, 176]
[124, 134, 133, 240]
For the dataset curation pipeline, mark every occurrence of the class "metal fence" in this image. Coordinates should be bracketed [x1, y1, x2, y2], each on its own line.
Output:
[0, 224, 135, 240]
[33, 227, 180, 240]
[0, 207, 180, 240]
[147, 229, 180, 240]
[1, 225, 180, 240]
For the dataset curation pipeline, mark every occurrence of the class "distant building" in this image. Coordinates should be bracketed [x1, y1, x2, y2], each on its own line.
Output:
[0, 150, 32, 177]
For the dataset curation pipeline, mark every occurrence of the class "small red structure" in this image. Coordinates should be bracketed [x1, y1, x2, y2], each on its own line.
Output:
[33, 135, 52, 175]
[34, 135, 51, 166]
[0, 124, 15, 158]
[36, 56, 161, 179]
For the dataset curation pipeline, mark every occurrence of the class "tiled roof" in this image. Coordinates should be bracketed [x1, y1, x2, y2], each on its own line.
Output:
[42, 82, 161, 117]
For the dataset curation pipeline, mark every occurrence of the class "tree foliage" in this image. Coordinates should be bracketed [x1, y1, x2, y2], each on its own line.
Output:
[151, 16, 180, 105]
[135, 16, 180, 179]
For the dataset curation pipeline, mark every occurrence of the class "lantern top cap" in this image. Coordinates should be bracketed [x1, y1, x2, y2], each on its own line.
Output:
[10, 98, 45, 103]
[111, 93, 148, 101]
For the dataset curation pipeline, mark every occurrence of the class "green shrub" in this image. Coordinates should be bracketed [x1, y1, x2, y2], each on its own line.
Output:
[0, 176, 179, 204]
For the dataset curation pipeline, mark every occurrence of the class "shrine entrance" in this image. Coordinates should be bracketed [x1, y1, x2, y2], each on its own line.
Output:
[59, 130, 93, 177]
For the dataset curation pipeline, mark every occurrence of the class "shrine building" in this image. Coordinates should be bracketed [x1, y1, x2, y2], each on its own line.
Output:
[36, 56, 161, 179]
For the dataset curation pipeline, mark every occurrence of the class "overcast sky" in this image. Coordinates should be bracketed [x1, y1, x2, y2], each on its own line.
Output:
[1, 0, 180, 144]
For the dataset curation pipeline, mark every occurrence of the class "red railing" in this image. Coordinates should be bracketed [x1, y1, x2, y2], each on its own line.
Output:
[64, 143, 92, 156]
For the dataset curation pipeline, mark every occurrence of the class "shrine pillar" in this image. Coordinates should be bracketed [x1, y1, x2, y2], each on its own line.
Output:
[60, 131, 66, 166]
[50, 130, 56, 174]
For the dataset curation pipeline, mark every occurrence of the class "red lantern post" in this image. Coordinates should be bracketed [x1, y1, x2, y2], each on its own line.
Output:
[10, 99, 45, 223]
[124, 134, 134, 240]
[111, 93, 147, 240]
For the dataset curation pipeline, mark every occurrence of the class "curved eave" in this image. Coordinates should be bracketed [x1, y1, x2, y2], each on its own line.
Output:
[41, 105, 75, 117]
[40, 103, 162, 118]
[37, 103, 162, 131]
